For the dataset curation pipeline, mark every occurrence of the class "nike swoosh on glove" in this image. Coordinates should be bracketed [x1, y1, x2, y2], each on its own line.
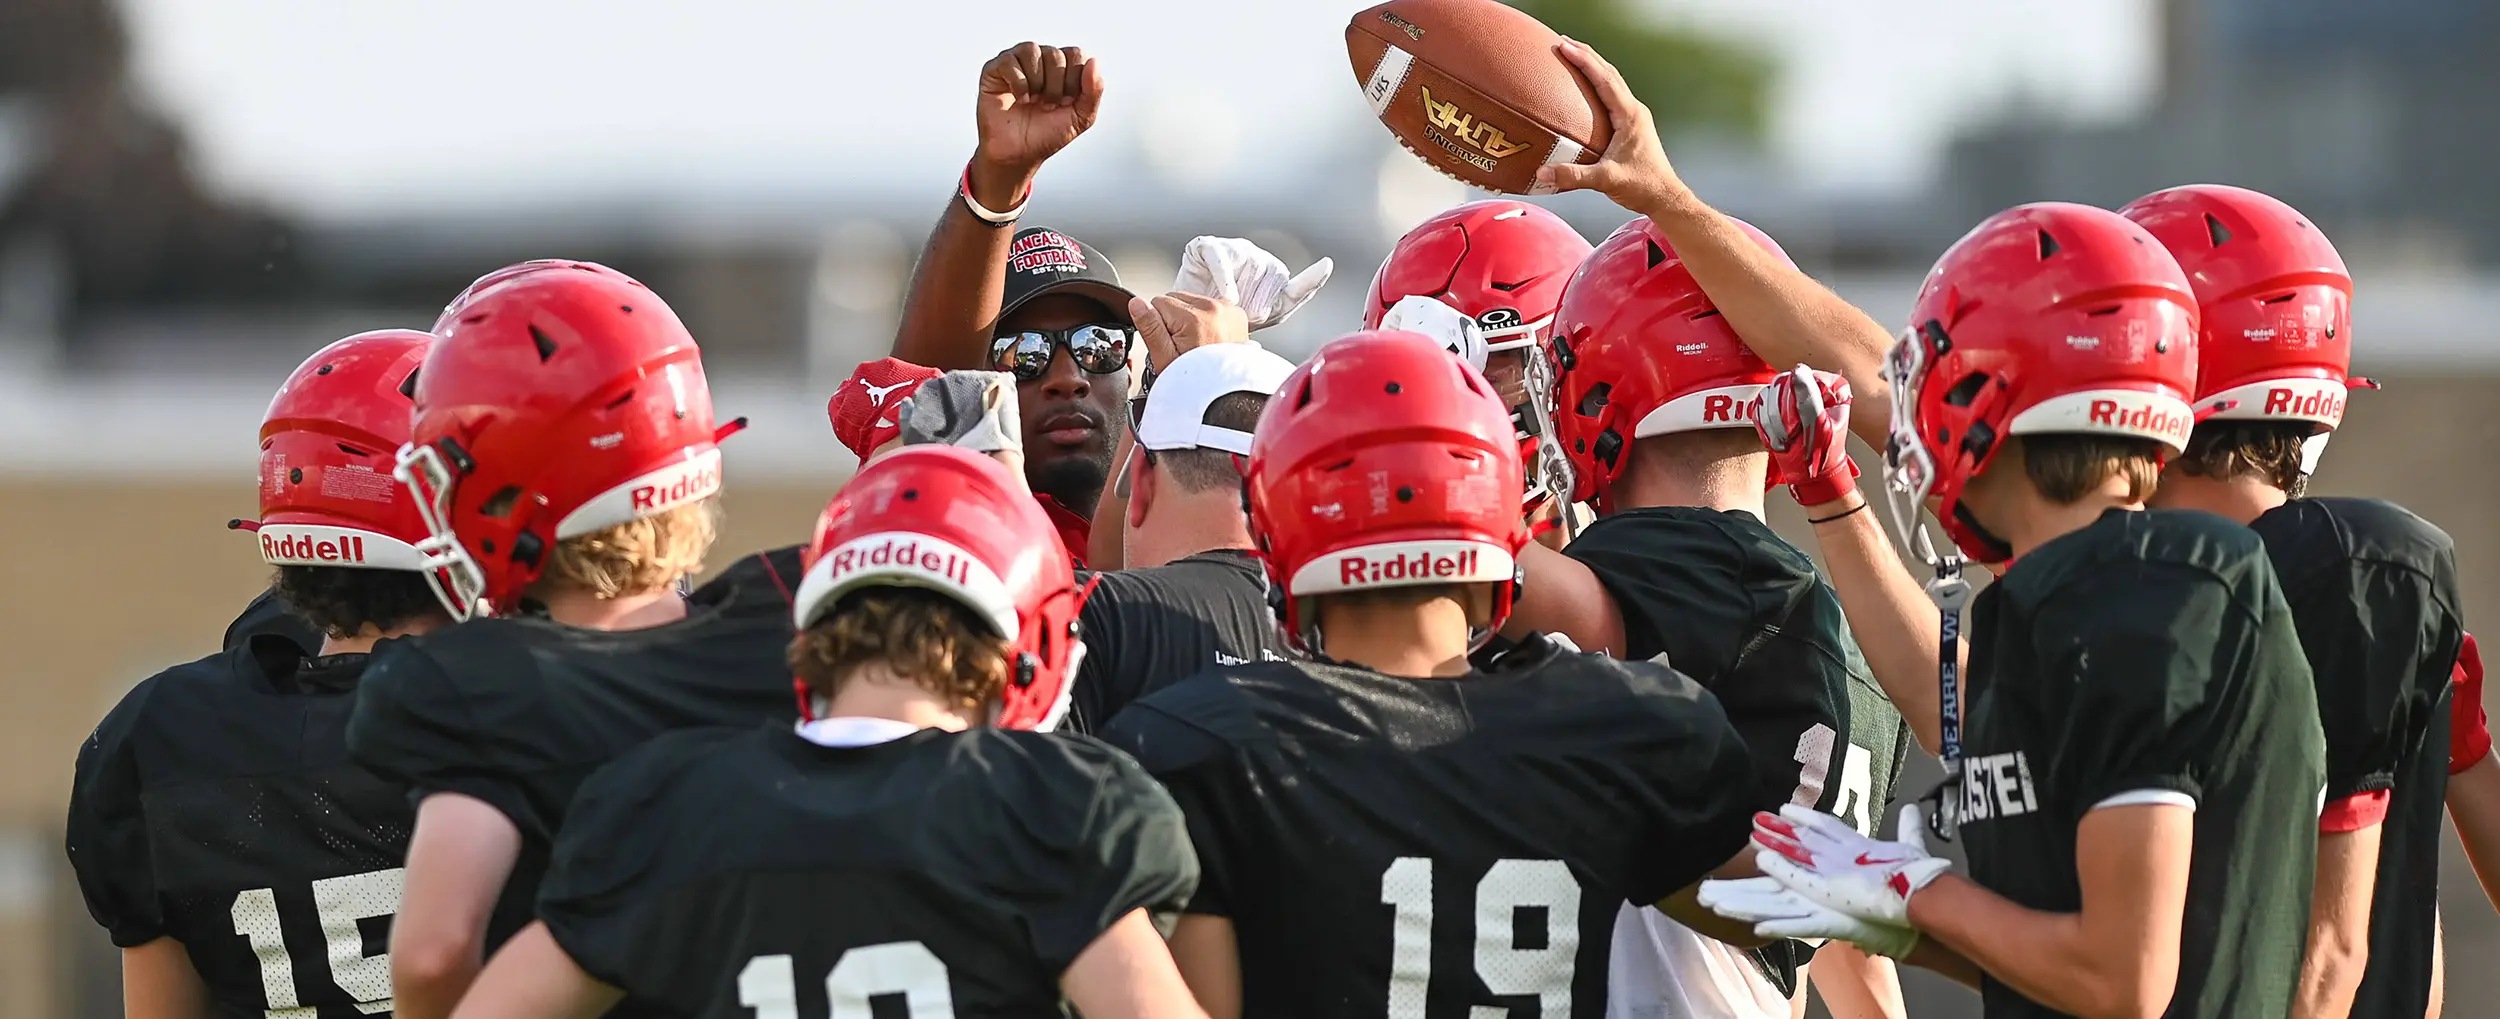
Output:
[1696, 877, 1920, 959]
[1379, 294, 1488, 372]
[896, 371, 1022, 454]
[1174, 236, 1332, 331]
[1751, 803, 1951, 929]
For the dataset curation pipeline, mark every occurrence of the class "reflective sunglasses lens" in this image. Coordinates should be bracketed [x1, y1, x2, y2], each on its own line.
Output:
[1068, 326, 1131, 374]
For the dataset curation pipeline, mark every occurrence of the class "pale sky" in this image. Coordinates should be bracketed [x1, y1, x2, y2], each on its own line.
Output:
[118, 0, 2158, 220]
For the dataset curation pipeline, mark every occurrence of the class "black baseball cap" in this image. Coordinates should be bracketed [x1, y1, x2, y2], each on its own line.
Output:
[997, 226, 1137, 327]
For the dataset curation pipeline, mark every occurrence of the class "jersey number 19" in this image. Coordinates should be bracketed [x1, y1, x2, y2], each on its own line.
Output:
[1381, 857, 1580, 1019]
[228, 868, 403, 1018]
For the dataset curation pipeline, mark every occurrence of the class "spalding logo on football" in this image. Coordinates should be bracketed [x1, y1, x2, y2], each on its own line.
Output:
[1347, 0, 1611, 195]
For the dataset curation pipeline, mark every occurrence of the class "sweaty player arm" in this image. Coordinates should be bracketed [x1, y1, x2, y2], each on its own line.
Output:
[2448, 756, 2500, 914]
[1802, 491, 1959, 756]
[1501, 541, 1627, 656]
[120, 938, 208, 1019]
[2293, 825, 2379, 1019]
[1063, 910, 1211, 1019]
[1628, 187, 1899, 448]
[891, 171, 1021, 370]
[391, 794, 523, 1019]
[1163, 915, 1241, 1019]
[1809, 941, 1908, 1019]
[1907, 802, 2195, 1019]
[444, 922, 623, 1019]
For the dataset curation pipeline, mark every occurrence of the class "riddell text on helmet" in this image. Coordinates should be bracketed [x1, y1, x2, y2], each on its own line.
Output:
[1701, 394, 1755, 423]
[629, 461, 722, 512]
[2264, 387, 2344, 419]
[263, 533, 369, 564]
[827, 537, 975, 588]
[1341, 548, 1480, 587]
[2087, 399, 2185, 438]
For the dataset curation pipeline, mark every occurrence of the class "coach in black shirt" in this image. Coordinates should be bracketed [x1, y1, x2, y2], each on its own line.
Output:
[1067, 339, 1294, 732]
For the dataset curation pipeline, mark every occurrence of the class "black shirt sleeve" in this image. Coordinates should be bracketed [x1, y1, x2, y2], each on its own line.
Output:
[2034, 565, 2269, 812]
[1563, 523, 1751, 673]
[64, 690, 164, 947]
[223, 587, 320, 655]
[346, 640, 552, 838]
[1071, 578, 1133, 734]
[1622, 664, 1762, 903]
[1098, 696, 1245, 918]
[533, 736, 699, 992]
[2286, 558, 2451, 801]
[1025, 749, 1201, 968]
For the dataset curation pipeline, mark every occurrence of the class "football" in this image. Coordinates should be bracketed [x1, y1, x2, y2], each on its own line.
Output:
[1347, 0, 1612, 195]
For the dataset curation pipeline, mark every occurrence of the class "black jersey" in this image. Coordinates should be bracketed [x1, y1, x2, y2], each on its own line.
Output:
[2248, 497, 2463, 1019]
[537, 723, 1196, 1019]
[225, 587, 323, 655]
[1566, 506, 1911, 989]
[1960, 508, 2324, 1019]
[1067, 548, 1289, 734]
[1099, 640, 1757, 1019]
[68, 634, 413, 1019]
[345, 545, 806, 950]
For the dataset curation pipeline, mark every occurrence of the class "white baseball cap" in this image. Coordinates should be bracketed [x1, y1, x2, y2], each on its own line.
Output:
[1135, 343, 1296, 455]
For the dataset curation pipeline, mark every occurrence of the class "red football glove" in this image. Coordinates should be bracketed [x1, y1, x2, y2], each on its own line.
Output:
[1753, 364, 1859, 508]
[2454, 632, 2489, 775]
[829, 357, 942, 461]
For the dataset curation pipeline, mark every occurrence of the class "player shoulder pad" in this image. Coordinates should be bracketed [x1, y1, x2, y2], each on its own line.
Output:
[1097, 667, 1273, 773]
[695, 543, 809, 613]
[2260, 497, 2457, 579]
[80, 647, 244, 774]
[2007, 508, 2267, 605]
[223, 587, 320, 655]
[346, 624, 545, 780]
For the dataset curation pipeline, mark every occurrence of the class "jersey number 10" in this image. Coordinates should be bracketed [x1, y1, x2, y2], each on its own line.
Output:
[229, 868, 404, 1018]
[1381, 857, 1580, 1019]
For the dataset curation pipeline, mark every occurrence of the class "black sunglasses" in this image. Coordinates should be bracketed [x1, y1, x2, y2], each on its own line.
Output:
[990, 324, 1134, 381]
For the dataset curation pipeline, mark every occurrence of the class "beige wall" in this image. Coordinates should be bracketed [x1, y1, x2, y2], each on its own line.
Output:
[4, 375, 2495, 1018]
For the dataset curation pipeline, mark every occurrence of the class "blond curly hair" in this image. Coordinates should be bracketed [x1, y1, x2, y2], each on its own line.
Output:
[531, 498, 720, 600]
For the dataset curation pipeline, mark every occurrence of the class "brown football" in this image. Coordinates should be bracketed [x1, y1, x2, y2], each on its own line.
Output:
[1347, 0, 1611, 195]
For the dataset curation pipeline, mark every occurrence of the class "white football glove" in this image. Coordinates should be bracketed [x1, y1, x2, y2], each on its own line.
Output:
[1379, 294, 1488, 372]
[1173, 236, 1332, 332]
[1752, 803, 1952, 929]
[896, 370, 1021, 454]
[1695, 876, 1921, 960]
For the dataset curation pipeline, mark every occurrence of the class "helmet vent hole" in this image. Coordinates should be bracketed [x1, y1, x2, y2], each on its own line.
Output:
[1577, 382, 1612, 417]
[902, 488, 920, 501]
[1385, 382, 1403, 395]
[1645, 240, 1669, 270]
[316, 363, 334, 375]
[619, 305, 634, 314]
[1396, 486, 1416, 503]
[1690, 309, 1721, 322]
[461, 313, 487, 326]
[1941, 372, 1989, 408]
[529, 325, 560, 362]
[2205, 214, 2233, 247]
[335, 443, 370, 457]
[605, 390, 635, 411]
[2087, 305, 2121, 317]
[288, 468, 303, 484]
[2035, 229, 2061, 259]
[1322, 458, 1355, 473]
[399, 367, 421, 399]
[1294, 379, 1315, 411]
[479, 486, 523, 518]
[1489, 279, 1525, 291]
[2260, 292, 2296, 305]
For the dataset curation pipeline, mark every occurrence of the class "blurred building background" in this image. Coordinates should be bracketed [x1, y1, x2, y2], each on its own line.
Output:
[0, 0, 2493, 1016]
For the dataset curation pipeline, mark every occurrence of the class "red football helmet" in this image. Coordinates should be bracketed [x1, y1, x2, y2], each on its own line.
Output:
[1364, 200, 1592, 352]
[1886, 203, 2201, 563]
[431, 259, 647, 333]
[1547, 215, 1791, 511]
[398, 260, 727, 619]
[240, 330, 436, 572]
[790, 445, 1089, 731]
[2118, 184, 2360, 432]
[1247, 330, 1527, 652]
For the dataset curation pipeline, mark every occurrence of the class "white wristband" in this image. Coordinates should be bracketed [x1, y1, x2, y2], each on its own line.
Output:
[958, 164, 1026, 225]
